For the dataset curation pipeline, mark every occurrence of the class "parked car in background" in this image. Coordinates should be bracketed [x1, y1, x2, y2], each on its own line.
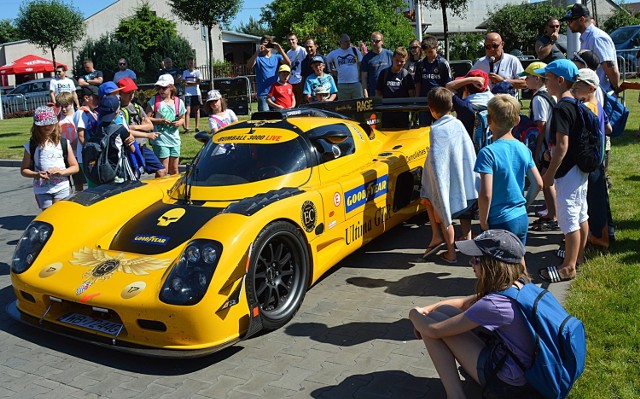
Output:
[610, 25, 640, 73]
[1, 77, 79, 115]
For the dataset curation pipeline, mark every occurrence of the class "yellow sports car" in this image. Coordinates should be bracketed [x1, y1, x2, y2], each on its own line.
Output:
[9, 101, 429, 357]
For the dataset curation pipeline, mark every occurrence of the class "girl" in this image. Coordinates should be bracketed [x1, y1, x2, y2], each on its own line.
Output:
[21, 105, 79, 211]
[206, 89, 238, 134]
[409, 229, 537, 398]
[146, 74, 186, 175]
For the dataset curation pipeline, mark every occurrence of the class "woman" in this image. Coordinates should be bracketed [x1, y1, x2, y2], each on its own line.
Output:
[404, 39, 422, 77]
[409, 230, 538, 398]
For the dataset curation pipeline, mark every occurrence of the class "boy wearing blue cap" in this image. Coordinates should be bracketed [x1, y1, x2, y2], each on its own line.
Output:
[534, 59, 588, 283]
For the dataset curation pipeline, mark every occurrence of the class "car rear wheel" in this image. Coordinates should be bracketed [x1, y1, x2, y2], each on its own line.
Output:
[247, 221, 309, 330]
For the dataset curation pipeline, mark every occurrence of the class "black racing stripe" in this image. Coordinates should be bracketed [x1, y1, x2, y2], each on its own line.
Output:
[110, 201, 222, 255]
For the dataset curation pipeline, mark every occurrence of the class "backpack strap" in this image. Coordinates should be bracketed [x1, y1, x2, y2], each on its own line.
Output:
[154, 95, 181, 119]
[29, 138, 37, 171]
[60, 136, 69, 168]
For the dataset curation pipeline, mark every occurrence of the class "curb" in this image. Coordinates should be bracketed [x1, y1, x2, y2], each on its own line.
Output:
[0, 160, 21, 168]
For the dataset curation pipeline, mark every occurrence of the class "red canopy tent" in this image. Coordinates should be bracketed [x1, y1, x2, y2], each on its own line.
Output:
[0, 54, 67, 75]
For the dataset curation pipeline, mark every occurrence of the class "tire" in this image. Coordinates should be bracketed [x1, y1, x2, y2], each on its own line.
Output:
[246, 221, 309, 330]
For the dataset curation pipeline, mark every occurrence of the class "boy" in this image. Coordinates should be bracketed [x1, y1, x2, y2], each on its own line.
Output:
[475, 94, 543, 247]
[375, 47, 415, 129]
[56, 92, 83, 191]
[182, 57, 202, 132]
[420, 87, 479, 262]
[534, 59, 587, 283]
[414, 35, 453, 125]
[303, 55, 337, 103]
[73, 85, 100, 188]
[445, 69, 493, 136]
[519, 61, 559, 231]
[267, 64, 296, 110]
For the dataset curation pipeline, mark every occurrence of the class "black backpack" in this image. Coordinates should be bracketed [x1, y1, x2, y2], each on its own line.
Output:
[82, 123, 128, 185]
[560, 98, 605, 173]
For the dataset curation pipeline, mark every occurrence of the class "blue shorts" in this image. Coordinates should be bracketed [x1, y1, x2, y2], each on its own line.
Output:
[489, 212, 529, 246]
[152, 143, 180, 159]
[141, 145, 166, 173]
[477, 345, 534, 398]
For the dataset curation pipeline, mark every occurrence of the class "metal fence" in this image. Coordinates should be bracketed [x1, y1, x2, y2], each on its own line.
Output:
[1, 93, 50, 115]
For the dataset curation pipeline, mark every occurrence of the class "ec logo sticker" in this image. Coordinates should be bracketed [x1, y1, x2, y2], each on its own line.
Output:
[301, 201, 317, 232]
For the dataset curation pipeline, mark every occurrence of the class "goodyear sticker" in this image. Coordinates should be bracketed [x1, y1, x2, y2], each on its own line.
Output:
[344, 175, 388, 213]
[133, 234, 170, 246]
[301, 200, 317, 233]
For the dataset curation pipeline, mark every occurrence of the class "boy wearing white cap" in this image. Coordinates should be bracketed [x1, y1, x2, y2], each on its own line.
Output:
[267, 64, 296, 110]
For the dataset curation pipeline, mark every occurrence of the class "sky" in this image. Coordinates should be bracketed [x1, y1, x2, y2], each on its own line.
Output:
[0, 0, 271, 29]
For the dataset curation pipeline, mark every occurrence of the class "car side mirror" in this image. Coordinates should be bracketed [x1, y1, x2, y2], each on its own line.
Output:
[194, 131, 210, 144]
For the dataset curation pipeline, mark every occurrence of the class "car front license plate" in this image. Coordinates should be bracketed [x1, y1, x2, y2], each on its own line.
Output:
[58, 313, 123, 335]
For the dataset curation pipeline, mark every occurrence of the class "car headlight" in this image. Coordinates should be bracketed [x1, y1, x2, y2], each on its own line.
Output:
[12, 222, 53, 274]
[160, 239, 223, 305]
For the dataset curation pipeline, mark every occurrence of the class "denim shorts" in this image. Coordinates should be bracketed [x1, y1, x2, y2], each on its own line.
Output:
[490, 212, 529, 246]
[477, 344, 537, 398]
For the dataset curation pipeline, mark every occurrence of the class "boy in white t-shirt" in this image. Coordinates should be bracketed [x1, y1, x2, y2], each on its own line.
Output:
[182, 57, 202, 133]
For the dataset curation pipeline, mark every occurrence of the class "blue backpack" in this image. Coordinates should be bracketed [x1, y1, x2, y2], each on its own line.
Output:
[497, 282, 586, 399]
[602, 90, 629, 137]
[473, 109, 491, 152]
[512, 114, 539, 154]
[561, 97, 605, 173]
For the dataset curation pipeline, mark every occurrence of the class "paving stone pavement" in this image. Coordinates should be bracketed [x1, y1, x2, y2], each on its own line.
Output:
[0, 166, 570, 398]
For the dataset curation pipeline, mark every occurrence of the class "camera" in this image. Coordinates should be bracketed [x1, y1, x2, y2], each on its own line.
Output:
[266, 42, 275, 49]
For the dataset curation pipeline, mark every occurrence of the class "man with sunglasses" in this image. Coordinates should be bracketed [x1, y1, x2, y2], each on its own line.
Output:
[49, 65, 79, 108]
[361, 31, 393, 98]
[113, 58, 136, 84]
[561, 3, 619, 95]
[471, 32, 525, 91]
[535, 18, 567, 63]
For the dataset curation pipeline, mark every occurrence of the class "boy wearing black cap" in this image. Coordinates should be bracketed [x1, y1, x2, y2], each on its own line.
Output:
[302, 55, 337, 103]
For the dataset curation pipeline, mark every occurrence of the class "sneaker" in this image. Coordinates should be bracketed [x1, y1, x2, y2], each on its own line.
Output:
[536, 208, 548, 217]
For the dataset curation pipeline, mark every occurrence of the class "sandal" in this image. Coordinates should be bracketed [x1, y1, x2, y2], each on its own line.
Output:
[532, 220, 559, 232]
[556, 247, 565, 259]
[531, 216, 552, 226]
[538, 266, 575, 283]
[438, 252, 458, 264]
[422, 242, 444, 259]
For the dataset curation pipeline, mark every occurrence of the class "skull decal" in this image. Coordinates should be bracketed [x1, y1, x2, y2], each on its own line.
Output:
[157, 208, 186, 227]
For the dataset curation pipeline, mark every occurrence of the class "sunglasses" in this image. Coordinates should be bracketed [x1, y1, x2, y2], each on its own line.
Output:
[118, 63, 127, 66]
[484, 43, 501, 50]
[470, 256, 482, 266]
[155, 86, 169, 91]
[548, 25, 560, 28]
[372, 39, 382, 44]
[56, 70, 65, 73]
[409, 46, 419, 50]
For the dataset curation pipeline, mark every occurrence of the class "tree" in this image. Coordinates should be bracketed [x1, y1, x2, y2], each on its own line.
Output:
[420, 0, 469, 60]
[115, 2, 177, 58]
[448, 32, 485, 61]
[484, 2, 566, 55]
[237, 16, 270, 38]
[15, 0, 84, 68]
[601, 7, 640, 33]
[168, 0, 242, 88]
[260, 0, 413, 55]
[0, 19, 22, 44]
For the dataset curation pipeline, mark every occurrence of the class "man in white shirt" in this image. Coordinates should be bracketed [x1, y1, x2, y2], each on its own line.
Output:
[326, 33, 364, 100]
[472, 32, 525, 90]
[286, 33, 307, 107]
[49, 65, 79, 108]
[113, 58, 137, 83]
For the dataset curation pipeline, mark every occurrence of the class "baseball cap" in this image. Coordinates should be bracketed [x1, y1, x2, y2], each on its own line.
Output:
[518, 61, 547, 77]
[492, 81, 516, 97]
[310, 55, 324, 64]
[98, 81, 122, 98]
[98, 95, 120, 124]
[206, 89, 222, 103]
[78, 85, 99, 97]
[33, 105, 58, 126]
[572, 50, 600, 71]
[278, 64, 291, 73]
[560, 3, 590, 22]
[117, 77, 138, 93]
[455, 69, 489, 91]
[155, 74, 174, 87]
[455, 229, 525, 264]
[575, 68, 599, 88]
[533, 59, 579, 83]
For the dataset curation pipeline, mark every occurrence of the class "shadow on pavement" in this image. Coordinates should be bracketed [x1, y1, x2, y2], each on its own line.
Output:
[346, 271, 475, 297]
[0, 214, 35, 231]
[285, 319, 414, 346]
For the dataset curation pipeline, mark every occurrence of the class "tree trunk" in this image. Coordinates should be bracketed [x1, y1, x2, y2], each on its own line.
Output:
[440, 0, 449, 60]
[50, 45, 57, 71]
[207, 25, 215, 90]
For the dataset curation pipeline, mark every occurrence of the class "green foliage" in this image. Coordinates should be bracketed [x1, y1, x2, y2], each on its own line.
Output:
[421, 0, 469, 57]
[115, 2, 177, 54]
[0, 19, 22, 43]
[74, 33, 144, 82]
[260, 0, 414, 55]
[448, 32, 485, 61]
[602, 7, 640, 34]
[168, 0, 241, 28]
[485, 2, 566, 54]
[15, 0, 85, 66]
[236, 16, 270, 38]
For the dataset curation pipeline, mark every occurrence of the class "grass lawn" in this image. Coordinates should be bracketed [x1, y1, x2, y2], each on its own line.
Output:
[1, 95, 639, 397]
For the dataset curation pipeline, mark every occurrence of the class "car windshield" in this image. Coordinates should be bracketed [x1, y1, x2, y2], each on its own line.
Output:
[189, 137, 310, 186]
[611, 27, 638, 45]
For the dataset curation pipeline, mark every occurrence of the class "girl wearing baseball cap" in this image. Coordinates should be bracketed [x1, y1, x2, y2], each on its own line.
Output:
[409, 230, 538, 397]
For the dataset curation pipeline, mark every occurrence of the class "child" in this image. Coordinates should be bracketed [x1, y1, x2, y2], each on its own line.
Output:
[267, 64, 296, 110]
[145, 74, 186, 175]
[420, 87, 479, 263]
[21, 106, 79, 210]
[303, 55, 337, 103]
[409, 229, 538, 398]
[475, 95, 543, 246]
[182, 57, 202, 133]
[534, 60, 587, 283]
[73, 85, 100, 188]
[571, 68, 614, 251]
[56, 91, 84, 192]
[206, 90, 238, 134]
[445, 69, 493, 136]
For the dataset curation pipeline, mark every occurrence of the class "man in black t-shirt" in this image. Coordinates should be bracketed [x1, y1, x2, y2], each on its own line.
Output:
[534, 60, 587, 285]
[376, 47, 415, 129]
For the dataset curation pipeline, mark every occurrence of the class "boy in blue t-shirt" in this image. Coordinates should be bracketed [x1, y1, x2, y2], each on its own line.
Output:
[475, 94, 543, 245]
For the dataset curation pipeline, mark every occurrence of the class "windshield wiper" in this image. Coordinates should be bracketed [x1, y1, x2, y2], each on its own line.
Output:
[183, 163, 198, 205]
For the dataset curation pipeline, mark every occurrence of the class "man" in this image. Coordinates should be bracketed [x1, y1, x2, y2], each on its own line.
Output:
[326, 34, 363, 100]
[301, 38, 330, 80]
[247, 35, 292, 111]
[535, 18, 567, 63]
[472, 32, 525, 90]
[78, 59, 104, 88]
[375, 47, 415, 129]
[286, 33, 307, 106]
[117, 77, 167, 178]
[361, 31, 393, 98]
[561, 3, 620, 94]
[113, 58, 136, 83]
[49, 65, 79, 108]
